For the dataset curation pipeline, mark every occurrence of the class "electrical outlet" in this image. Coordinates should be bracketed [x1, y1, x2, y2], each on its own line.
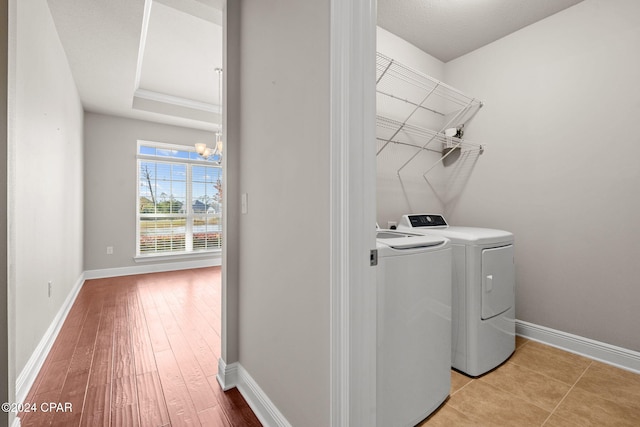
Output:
[106, 246, 114, 255]
[48, 281, 52, 297]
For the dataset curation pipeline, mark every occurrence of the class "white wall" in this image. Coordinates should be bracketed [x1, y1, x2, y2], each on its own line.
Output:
[444, 0, 640, 351]
[236, 0, 330, 425]
[83, 112, 217, 271]
[376, 27, 449, 227]
[13, 0, 84, 374]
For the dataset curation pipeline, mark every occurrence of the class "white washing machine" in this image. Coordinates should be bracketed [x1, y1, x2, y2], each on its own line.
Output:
[397, 214, 515, 377]
[376, 230, 452, 427]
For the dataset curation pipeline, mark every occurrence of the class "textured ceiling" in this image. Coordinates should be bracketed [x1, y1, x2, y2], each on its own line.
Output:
[377, 0, 586, 62]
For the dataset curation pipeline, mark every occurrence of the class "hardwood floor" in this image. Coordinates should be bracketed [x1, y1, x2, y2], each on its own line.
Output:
[19, 267, 261, 427]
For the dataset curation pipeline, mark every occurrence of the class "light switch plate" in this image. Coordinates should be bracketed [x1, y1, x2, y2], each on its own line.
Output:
[241, 193, 248, 214]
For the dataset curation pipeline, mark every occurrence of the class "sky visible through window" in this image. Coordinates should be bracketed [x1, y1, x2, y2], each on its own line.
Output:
[138, 143, 222, 254]
[139, 144, 222, 213]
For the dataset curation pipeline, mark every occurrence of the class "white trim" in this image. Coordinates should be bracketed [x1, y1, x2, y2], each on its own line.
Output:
[154, 0, 223, 25]
[516, 320, 640, 374]
[215, 361, 292, 427]
[329, 1, 350, 423]
[15, 273, 85, 404]
[137, 139, 221, 160]
[236, 364, 293, 427]
[134, 0, 153, 91]
[84, 257, 220, 280]
[134, 88, 221, 114]
[134, 250, 220, 263]
[329, 0, 378, 426]
[216, 358, 238, 391]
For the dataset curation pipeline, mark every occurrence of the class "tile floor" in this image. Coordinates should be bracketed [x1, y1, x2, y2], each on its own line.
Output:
[420, 337, 640, 426]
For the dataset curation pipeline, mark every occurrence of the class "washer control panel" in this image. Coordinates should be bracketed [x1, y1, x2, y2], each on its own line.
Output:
[404, 214, 448, 228]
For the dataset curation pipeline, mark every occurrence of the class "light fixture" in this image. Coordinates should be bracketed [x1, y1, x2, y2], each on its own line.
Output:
[195, 67, 223, 162]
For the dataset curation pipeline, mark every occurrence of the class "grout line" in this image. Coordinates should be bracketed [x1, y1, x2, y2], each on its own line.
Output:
[449, 372, 475, 397]
[540, 360, 593, 426]
[509, 341, 592, 388]
[516, 337, 532, 350]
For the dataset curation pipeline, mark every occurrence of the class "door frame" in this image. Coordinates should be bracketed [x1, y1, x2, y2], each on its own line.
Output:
[218, 0, 378, 425]
[329, 0, 377, 425]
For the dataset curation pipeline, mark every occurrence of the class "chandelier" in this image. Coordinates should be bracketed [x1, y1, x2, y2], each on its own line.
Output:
[195, 67, 223, 162]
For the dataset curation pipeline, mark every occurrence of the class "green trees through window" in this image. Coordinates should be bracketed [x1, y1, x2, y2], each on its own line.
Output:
[137, 142, 222, 255]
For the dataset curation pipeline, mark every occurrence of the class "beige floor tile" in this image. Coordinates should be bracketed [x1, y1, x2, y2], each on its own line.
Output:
[509, 341, 591, 385]
[420, 404, 487, 426]
[447, 380, 550, 426]
[479, 361, 571, 411]
[574, 361, 640, 410]
[542, 413, 584, 427]
[451, 370, 473, 395]
[553, 387, 640, 427]
[516, 335, 529, 349]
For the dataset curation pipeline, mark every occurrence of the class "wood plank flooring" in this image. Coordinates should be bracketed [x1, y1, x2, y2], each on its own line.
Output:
[19, 267, 261, 427]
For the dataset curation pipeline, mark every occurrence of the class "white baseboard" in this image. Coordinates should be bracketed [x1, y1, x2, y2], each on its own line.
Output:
[84, 257, 220, 280]
[235, 364, 292, 427]
[215, 359, 291, 427]
[216, 359, 238, 391]
[516, 320, 640, 374]
[15, 273, 85, 404]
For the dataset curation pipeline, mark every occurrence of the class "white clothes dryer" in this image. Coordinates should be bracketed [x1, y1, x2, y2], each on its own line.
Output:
[375, 230, 452, 426]
[397, 214, 515, 377]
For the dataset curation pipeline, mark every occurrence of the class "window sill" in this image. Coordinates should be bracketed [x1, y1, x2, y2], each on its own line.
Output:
[134, 250, 221, 263]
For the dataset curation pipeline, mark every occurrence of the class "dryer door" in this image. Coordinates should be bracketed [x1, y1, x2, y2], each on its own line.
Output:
[481, 245, 515, 320]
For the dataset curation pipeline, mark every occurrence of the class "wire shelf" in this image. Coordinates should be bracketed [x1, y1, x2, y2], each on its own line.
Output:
[375, 52, 484, 175]
[376, 53, 482, 119]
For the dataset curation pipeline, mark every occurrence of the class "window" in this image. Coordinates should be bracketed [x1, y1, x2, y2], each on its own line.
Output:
[137, 141, 222, 256]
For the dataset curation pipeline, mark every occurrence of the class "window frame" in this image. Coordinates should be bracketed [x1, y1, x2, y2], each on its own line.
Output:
[136, 140, 222, 258]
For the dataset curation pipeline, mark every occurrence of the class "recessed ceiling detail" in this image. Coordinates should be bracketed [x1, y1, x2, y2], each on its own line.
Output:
[46, 0, 222, 131]
[134, 0, 222, 127]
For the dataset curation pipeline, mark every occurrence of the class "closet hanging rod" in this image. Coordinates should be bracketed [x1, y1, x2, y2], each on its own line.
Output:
[377, 136, 483, 155]
[376, 137, 442, 154]
[376, 116, 484, 149]
[377, 116, 442, 140]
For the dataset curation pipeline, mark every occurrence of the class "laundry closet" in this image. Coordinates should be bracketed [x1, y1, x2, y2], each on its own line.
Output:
[374, 23, 517, 427]
[376, 27, 484, 229]
[374, 0, 640, 383]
